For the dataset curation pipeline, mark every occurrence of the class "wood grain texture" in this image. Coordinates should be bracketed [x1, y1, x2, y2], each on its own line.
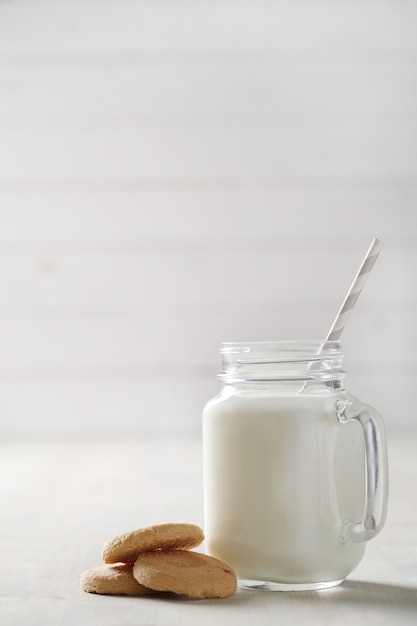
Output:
[1, 1, 416, 55]
[0, 0, 415, 436]
[1, 64, 416, 122]
[1, 126, 415, 180]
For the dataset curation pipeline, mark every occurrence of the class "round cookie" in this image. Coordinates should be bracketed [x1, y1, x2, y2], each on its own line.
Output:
[133, 550, 237, 599]
[80, 563, 154, 596]
[102, 523, 204, 564]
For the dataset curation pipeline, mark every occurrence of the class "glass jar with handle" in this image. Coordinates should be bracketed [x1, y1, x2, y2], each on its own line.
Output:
[202, 340, 388, 591]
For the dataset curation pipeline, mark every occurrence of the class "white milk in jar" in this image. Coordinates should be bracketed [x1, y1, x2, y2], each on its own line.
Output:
[202, 341, 388, 591]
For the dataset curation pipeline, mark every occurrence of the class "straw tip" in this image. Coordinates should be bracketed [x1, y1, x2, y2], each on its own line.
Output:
[371, 237, 384, 249]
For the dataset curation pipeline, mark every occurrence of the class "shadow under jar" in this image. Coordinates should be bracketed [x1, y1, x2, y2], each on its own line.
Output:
[202, 341, 388, 591]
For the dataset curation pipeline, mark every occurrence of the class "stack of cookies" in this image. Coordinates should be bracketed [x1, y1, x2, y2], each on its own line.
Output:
[80, 522, 237, 600]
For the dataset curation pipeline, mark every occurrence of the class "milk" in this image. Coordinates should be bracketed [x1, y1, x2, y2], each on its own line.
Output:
[203, 390, 366, 587]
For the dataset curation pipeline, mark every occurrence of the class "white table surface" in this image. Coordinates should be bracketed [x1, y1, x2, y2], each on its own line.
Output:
[1, 432, 416, 626]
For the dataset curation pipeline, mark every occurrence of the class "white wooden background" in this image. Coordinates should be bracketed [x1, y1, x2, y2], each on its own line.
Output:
[0, 0, 416, 439]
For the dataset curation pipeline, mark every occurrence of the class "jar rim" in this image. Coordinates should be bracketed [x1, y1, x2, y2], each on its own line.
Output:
[220, 340, 342, 354]
[218, 340, 345, 384]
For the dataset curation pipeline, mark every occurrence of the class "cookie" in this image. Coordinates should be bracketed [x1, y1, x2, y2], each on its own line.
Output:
[133, 550, 237, 599]
[80, 563, 154, 596]
[102, 523, 204, 564]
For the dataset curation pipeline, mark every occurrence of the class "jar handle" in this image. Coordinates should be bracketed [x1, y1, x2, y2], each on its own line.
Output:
[336, 398, 389, 544]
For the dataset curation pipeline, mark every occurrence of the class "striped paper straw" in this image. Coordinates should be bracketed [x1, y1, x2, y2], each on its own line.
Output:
[326, 238, 384, 341]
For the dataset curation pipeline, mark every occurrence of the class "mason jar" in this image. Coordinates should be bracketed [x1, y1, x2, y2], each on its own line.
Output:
[202, 341, 388, 591]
